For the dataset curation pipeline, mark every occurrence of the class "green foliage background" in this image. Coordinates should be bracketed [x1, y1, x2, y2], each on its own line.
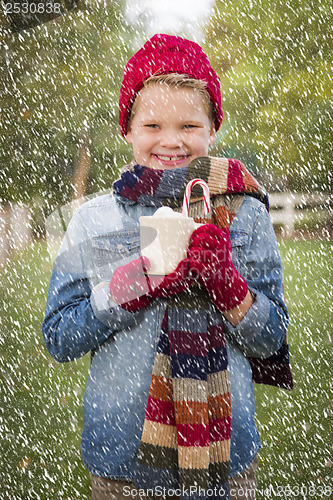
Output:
[204, 0, 332, 192]
[0, 0, 137, 211]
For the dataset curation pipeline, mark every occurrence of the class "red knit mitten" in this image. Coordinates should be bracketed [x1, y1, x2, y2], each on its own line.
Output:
[187, 224, 248, 311]
[148, 259, 194, 298]
[110, 256, 153, 313]
[110, 257, 194, 313]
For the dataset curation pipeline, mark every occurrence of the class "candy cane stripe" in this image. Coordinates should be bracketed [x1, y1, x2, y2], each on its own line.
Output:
[182, 179, 211, 217]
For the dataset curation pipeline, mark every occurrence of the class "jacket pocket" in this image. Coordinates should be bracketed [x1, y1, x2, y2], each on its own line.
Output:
[229, 231, 249, 275]
[92, 227, 140, 278]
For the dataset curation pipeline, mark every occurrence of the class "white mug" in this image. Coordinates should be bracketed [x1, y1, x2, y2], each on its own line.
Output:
[139, 207, 202, 275]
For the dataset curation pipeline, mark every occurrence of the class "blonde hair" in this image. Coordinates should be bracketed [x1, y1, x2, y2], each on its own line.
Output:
[128, 73, 216, 129]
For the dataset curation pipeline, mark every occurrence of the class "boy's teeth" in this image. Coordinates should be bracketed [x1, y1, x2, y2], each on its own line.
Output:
[157, 155, 185, 161]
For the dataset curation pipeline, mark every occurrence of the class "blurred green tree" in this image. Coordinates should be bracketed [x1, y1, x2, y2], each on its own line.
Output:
[204, 0, 332, 192]
[0, 0, 139, 215]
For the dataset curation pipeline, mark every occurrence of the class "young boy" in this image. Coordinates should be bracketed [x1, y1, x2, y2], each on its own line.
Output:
[42, 34, 291, 500]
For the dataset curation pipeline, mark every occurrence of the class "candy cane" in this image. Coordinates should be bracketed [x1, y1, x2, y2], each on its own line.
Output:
[182, 178, 211, 217]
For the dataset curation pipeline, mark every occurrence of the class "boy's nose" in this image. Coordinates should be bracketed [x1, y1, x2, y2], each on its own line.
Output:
[159, 130, 183, 148]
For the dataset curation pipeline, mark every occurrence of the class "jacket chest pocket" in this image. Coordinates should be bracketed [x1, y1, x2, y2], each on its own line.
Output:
[92, 228, 140, 279]
[230, 231, 249, 276]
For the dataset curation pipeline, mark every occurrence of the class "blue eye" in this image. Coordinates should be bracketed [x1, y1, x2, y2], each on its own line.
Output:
[183, 124, 197, 129]
[145, 124, 159, 129]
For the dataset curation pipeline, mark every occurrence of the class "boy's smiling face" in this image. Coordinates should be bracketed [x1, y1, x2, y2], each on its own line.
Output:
[125, 85, 216, 170]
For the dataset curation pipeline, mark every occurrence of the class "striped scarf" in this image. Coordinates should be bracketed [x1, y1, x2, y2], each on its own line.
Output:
[113, 157, 293, 498]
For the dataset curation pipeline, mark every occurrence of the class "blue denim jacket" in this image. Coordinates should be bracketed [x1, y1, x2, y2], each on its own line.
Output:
[42, 191, 288, 480]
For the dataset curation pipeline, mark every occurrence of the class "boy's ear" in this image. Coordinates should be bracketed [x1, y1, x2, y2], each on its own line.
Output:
[125, 129, 132, 144]
[209, 126, 216, 147]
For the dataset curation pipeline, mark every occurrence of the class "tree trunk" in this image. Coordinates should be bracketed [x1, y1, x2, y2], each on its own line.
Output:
[72, 127, 91, 211]
[0, 203, 11, 267]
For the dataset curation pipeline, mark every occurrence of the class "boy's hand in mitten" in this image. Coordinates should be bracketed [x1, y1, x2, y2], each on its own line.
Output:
[187, 224, 248, 312]
[110, 256, 194, 313]
[110, 256, 153, 313]
[148, 259, 194, 299]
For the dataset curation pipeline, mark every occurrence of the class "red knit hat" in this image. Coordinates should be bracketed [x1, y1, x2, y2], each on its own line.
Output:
[119, 34, 222, 137]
